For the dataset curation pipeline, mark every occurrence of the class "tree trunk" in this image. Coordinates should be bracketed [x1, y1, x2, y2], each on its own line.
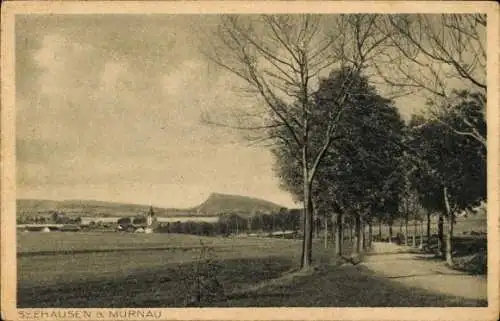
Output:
[378, 220, 382, 241]
[332, 219, 336, 248]
[316, 216, 322, 239]
[368, 222, 373, 248]
[361, 223, 365, 250]
[335, 213, 343, 256]
[437, 212, 444, 258]
[314, 216, 318, 239]
[352, 219, 357, 254]
[353, 214, 362, 255]
[312, 198, 319, 240]
[324, 215, 328, 249]
[443, 186, 454, 266]
[308, 197, 314, 262]
[300, 172, 313, 269]
[446, 214, 454, 265]
[419, 220, 424, 249]
[349, 224, 353, 242]
[404, 216, 409, 245]
[412, 220, 416, 247]
[426, 210, 431, 243]
[331, 215, 336, 246]
[388, 223, 393, 243]
[362, 219, 367, 250]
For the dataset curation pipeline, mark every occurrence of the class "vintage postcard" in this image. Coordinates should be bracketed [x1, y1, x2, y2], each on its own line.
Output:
[1, 1, 499, 320]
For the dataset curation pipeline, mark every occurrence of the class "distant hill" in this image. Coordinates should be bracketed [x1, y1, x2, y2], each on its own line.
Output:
[17, 199, 61, 211]
[189, 193, 285, 216]
[16, 199, 160, 218]
[17, 193, 286, 219]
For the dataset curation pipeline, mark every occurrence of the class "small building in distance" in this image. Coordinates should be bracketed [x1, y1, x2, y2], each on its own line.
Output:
[117, 206, 158, 233]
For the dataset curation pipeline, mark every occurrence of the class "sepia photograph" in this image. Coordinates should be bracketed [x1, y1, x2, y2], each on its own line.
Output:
[1, 1, 499, 320]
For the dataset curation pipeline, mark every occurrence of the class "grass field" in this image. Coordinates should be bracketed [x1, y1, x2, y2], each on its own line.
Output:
[17, 231, 487, 307]
[18, 232, 307, 307]
[371, 216, 487, 240]
[18, 232, 293, 254]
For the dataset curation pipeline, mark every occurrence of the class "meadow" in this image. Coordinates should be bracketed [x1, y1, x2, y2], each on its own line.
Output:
[371, 216, 487, 240]
[18, 232, 306, 307]
[17, 231, 286, 254]
[17, 230, 487, 308]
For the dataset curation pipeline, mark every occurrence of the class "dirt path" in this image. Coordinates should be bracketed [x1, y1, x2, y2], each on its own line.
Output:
[362, 242, 487, 301]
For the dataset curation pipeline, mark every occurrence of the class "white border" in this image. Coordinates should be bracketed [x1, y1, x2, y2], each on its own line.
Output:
[1, 1, 499, 321]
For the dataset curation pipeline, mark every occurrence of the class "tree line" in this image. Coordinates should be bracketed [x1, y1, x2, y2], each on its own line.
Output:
[202, 14, 487, 269]
[155, 209, 302, 236]
[17, 211, 82, 225]
[271, 66, 485, 266]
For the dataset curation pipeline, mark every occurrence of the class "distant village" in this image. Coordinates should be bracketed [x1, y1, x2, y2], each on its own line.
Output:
[18, 206, 219, 233]
[17, 204, 302, 238]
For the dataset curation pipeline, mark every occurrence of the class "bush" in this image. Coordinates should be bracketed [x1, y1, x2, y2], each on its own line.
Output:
[179, 241, 225, 306]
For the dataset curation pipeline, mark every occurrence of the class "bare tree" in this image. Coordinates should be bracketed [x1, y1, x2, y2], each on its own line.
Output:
[376, 14, 487, 147]
[202, 14, 388, 269]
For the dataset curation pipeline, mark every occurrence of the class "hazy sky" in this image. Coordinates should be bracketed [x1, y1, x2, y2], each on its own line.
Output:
[16, 14, 424, 208]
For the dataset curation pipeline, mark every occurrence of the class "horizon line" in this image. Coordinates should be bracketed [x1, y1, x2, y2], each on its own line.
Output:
[16, 193, 296, 210]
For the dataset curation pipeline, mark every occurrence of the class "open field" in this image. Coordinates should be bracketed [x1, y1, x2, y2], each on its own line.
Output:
[18, 232, 308, 307]
[370, 217, 487, 240]
[17, 232, 487, 307]
[17, 232, 281, 254]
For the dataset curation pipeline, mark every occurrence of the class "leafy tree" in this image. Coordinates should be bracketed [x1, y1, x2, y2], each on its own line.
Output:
[216, 221, 229, 236]
[200, 222, 215, 236]
[117, 217, 132, 229]
[397, 148, 428, 246]
[133, 216, 147, 225]
[287, 209, 302, 233]
[263, 214, 275, 232]
[206, 14, 391, 269]
[249, 213, 263, 232]
[375, 198, 400, 243]
[273, 68, 405, 256]
[315, 70, 405, 254]
[407, 94, 486, 264]
[219, 213, 248, 235]
[276, 208, 290, 233]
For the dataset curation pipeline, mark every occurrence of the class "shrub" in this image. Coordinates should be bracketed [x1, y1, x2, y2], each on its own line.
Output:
[180, 241, 225, 306]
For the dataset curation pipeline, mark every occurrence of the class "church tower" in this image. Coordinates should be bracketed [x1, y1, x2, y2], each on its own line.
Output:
[146, 205, 154, 227]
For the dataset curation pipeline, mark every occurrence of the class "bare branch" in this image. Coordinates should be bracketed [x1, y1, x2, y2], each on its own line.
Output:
[383, 14, 486, 94]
